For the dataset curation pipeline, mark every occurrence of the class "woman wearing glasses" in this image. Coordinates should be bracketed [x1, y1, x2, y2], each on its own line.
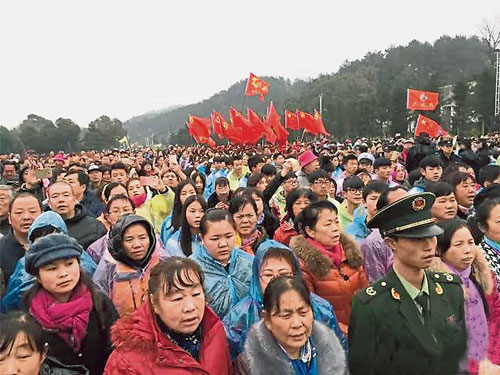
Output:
[223, 245, 346, 359]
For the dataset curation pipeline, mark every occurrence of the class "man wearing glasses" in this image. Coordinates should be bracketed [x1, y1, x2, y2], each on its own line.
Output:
[339, 176, 364, 230]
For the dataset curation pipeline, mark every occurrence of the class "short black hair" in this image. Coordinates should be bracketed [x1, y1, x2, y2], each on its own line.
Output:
[419, 155, 442, 169]
[214, 176, 229, 188]
[285, 188, 318, 220]
[248, 155, 264, 170]
[247, 173, 266, 188]
[230, 155, 242, 165]
[342, 154, 358, 166]
[263, 275, 311, 315]
[0, 311, 47, 356]
[436, 219, 469, 255]
[66, 170, 89, 188]
[442, 171, 475, 188]
[373, 157, 391, 169]
[424, 182, 454, 198]
[343, 176, 364, 191]
[308, 169, 330, 184]
[228, 194, 258, 216]
[111, 162, 127, 171]
[478, 165, 500, 187]
[9, 192, 42, 213]
[376, 187, 407, 211]
[261, 164, 276, 177]
[297, 200, 337, 236]
[362, 180, 388, 201]
[106, 194, 135, 213]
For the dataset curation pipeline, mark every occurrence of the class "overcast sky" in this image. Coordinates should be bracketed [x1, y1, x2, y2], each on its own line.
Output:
[1, 1, 498, 128]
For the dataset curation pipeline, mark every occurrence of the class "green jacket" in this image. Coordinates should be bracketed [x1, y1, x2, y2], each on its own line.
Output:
[348, 267, 467, 375]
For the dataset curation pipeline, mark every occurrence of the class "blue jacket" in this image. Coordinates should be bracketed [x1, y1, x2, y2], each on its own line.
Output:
[222, 243, 347, 359]
[159, 214, 173, 244]
[164, 229, 202, 257]
[1, 212, 96, 312]
[204, 168, 228, 200]
[189, 245, 253, 319]
[344, 206, 371, 243]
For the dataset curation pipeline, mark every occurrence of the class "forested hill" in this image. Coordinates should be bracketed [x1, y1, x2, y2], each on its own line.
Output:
[124, 35, 495, 144]
[123, 77, 307, 143]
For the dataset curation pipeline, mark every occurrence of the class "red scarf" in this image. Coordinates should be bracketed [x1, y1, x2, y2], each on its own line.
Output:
[307, 237, 343, 268]
[30, 284, 93, 352]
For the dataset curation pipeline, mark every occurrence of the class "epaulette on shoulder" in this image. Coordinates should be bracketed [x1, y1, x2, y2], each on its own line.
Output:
[427, 271, 461, 285]
[355, 279, 391, 304]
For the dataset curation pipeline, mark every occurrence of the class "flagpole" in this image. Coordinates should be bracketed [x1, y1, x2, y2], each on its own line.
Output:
[240, 96, 247, 113]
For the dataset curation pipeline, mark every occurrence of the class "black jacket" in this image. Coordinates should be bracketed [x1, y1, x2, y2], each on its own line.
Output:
[437, 150, 461, 170]
[406, 140, 436, 172]
[0, 231, 26, 285]
[40, 357, 89, 375]
[0, 216, 10, 236]
[64, 204, 107, 250]
[80, 190, 105, 218]
[39, 290, 118, 375]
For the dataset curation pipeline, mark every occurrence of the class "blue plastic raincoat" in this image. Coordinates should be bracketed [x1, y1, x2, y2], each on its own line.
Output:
[344, 206, 370, 243]
[164, 229, 202, 257]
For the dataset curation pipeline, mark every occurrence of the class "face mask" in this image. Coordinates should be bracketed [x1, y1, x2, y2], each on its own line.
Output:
[130, 193, 147, 207]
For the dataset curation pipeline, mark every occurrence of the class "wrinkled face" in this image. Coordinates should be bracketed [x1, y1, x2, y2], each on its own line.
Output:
[264, 290, 314, 358]
[364, 191, 381, 219]
[376, 165, 392, 180]
[344, 160, 358, 175]
[259, 257, 294, 294]
[64, 173, 86, 201]
[127, 179, 145, 198]
[303, 159, 320, 174]
[185, 201, 204, 229]
[0, 333, 46, 375]
[386, 236, 437, 270]
[122, 224, 150, 261]
[37, 257, 80, 302]
[305, 209, 340, 248]
[107, 199, 134, 226]
[2, 165, 16, 179]
[256, 178, 268, 192]
[151, 271, 205, 335]
[421, 166, 442, 182]
[292, 196, 311, 218]
[179, 184, 196, 205]
[431, 193, 457, 221]
[111, 169, 127, 184]
[311, 178, 331, 198]
[0, 189, 12, 217]
[9, 196, 41, 236]
[201, 220, 236, 265]
[484, 204, 500, 243]
[442, 226, 475, 271]
[454, 178, 475, 208]
[233, 203, 257, 237]
[163, 172, 179, 188]
[48, 183, 76, 219]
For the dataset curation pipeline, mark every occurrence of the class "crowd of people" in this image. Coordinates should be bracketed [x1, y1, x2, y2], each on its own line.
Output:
[1, 132, 500, 374]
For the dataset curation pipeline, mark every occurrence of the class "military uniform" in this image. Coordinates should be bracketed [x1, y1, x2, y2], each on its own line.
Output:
[348, 193, 467, 375]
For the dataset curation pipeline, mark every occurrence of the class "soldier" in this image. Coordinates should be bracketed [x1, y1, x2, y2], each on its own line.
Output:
[348, 192, 467, 375]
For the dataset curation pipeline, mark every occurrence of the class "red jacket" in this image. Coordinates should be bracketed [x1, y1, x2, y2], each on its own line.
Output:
[273, 219, 298, 247]
[104, 302, 231, 375]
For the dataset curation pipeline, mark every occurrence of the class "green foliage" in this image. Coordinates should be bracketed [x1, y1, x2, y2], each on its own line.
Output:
[0, 126, 23, 154]
[81, 116, 127, 151]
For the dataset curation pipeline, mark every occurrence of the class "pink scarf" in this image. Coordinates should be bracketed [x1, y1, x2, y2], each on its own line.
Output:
[30, 284, 93, 352]
[307, 237, 343, 268]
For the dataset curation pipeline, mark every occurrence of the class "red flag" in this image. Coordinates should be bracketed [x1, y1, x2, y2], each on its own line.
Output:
[211, 112, 226, 139]
[407, 89, 439, 111]
[187, 115, 215, 147]
[212, 111, 245, 144]
[244, 73, 270, 102]
[230, 107, 261, 144]
[313, 109, 330, 136]
[285, 110, 300, 130]
[297, 109, 320, 135]
[248, 108, 276, 144]
[415, 114, 448, 137]
[266, 102, 289, 146]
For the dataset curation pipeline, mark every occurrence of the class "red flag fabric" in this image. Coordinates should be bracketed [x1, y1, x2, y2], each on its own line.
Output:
[415, 114, 448, 137]
[211, 112, 226, 139]
[407, 89, 439, 111]
[297, 110, 320, 135]
[230, 107, 261, 144]
[244, 73, 270, 102]
[313, 109, 330, 136]
[285, 110, 300, 130]
[266, 102, 289, 146]
[187, 115, 215, 147]
[248, 108, 276, 144]
[212, 111, 245, 144]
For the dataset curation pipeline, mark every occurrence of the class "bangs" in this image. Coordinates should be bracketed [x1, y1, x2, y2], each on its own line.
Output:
[163, 267, 202, 296]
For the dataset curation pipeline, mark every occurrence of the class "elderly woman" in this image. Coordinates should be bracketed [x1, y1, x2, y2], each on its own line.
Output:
[24, 234, 118, 375]
[233, 275, 346, 375]
[290, 200, 368, 332]
[104, 257, 231, 375]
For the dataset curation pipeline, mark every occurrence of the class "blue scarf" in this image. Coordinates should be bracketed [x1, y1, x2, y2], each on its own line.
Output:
[484, 236, 500, 255]
[290, 338, 318, 375]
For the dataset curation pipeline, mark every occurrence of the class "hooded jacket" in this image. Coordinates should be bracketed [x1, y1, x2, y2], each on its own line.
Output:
[1, 211, 96, 312]
[189, 245, 253, 318]
[104, 301, 231, 375]
[290, 234, 368, 331]
[222, 243, 347, 359]
[92, 215, 165, 317]
[233, 321, 346, 375]
[428, 251, 500, 372]
[61, 204, 107, 250]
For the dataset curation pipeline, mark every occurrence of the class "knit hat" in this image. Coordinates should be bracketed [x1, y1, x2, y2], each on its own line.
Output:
[25, 233, 83, 275]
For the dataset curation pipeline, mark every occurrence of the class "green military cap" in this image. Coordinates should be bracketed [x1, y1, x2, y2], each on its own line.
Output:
[368, 192, 443, 238]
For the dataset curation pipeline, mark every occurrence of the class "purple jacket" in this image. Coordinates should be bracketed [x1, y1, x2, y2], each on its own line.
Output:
[360, 229, 393, 283]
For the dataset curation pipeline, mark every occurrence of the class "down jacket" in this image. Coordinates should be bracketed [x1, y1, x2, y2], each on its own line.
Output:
[290, 233, 368, 331]
[104, 301, 231, 375]
[222, 242, 347, 359]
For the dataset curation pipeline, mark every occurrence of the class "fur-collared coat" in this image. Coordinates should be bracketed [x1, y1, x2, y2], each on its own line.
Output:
[233, 320, 346, 375]
[289, 234, 368, 331]
[429, 249, 500, 374]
